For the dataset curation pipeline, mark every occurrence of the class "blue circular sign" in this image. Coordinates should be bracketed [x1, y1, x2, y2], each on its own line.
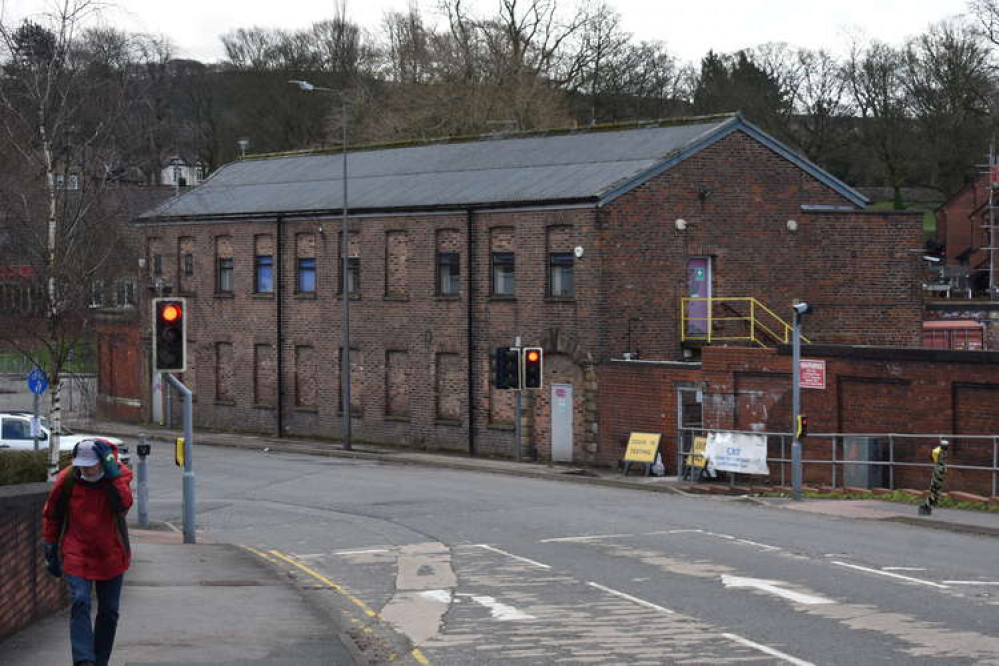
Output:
[27, 368, 48, 395]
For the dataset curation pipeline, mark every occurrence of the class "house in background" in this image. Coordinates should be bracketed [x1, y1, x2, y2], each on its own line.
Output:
[927, 172, 999, 350]
[160, 154, 207, 189]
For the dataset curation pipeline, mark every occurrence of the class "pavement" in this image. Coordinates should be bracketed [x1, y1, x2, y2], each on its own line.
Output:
[2, 418, 997, 665]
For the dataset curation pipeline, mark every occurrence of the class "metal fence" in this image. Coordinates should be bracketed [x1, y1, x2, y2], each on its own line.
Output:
[678, 428, 999, 498]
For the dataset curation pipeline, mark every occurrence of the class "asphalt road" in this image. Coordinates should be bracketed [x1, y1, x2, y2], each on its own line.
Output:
[141, 442, 999, 665]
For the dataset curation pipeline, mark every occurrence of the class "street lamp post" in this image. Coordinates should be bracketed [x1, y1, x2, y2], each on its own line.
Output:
[290, 80, 351, 451]
[790, 301, 812, 501]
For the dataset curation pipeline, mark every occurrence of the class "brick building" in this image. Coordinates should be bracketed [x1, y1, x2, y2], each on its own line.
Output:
[125, 113, 925, 463]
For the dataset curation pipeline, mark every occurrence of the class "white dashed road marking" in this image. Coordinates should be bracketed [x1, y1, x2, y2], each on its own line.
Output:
[832, 561, 950, 589]
[722, 632, 816, 666]
[586, 582, 675, 614]
[470, 595, 536, 621]
[467, 544, 552, 569]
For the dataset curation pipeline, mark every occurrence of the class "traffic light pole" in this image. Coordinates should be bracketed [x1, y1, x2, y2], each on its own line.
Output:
[164, 373, 196, 544]
[514, 337, 522, 462]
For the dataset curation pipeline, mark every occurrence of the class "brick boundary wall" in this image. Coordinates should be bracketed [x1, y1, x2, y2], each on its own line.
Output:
[0, 483, 67, 641]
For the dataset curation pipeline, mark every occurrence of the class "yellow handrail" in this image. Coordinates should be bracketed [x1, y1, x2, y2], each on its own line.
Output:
[680, 297, 809, 347]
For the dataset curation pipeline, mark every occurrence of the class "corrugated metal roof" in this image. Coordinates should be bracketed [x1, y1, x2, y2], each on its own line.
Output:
[139, 115, 867, 221]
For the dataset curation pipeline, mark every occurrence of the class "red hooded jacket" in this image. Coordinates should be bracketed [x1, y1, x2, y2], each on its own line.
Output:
[42, 445, 133, 580]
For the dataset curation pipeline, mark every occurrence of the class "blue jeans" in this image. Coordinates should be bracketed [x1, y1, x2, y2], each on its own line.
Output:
[65, 573, 123, 665]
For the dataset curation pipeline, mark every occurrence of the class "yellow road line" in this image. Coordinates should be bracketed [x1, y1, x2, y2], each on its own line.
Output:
[239, 544, 278, 563]
[243, 546, 435, 665]
[267, 549, 379, 618]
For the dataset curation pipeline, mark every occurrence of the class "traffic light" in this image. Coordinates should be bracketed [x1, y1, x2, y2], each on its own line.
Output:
[494, 347, 522, 390]
[153, 297, 187, 373]
[795, 414, 808, 439]
[523, 347, 543, 389]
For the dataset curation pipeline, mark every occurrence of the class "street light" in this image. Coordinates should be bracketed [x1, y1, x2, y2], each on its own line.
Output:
[791, 301, 813, 500]
[290, 79, 352, 451]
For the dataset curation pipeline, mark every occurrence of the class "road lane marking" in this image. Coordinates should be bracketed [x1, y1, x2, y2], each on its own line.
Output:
[721, 575, 834, 605]
[943, 580, 999, 585]
[540, 533, 634, 543]
[470, 595, 536, 621]
[420, 589, 453, 602]
[468, 544, 551, 569]
[586, 582, 675, 614]
[240, 544, 278, 563]
[335, 548, 392, 555]
[883, 567, 927, 572]
[722, 632, 815, 666]
[831, 561, 950, 589]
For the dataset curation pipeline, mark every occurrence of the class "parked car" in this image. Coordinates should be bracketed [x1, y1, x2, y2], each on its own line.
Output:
[0, 411, 130, 466]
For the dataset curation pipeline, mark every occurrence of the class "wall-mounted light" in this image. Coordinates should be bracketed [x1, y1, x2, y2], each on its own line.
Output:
[675, 218, 688, 231]
[574, 245, 584, 259]
[786, 219, 798, 232]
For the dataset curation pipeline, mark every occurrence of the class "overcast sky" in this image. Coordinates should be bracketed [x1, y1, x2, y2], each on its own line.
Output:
[3, 0, 972, 64]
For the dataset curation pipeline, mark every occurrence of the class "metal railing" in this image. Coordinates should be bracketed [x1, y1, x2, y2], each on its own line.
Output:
[680, 297, 809, 347]
[677, 428, 998, 498]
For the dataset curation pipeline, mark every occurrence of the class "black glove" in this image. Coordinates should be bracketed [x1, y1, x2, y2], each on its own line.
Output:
[92, 440, 121, 479]
[43, 542, 61, 578]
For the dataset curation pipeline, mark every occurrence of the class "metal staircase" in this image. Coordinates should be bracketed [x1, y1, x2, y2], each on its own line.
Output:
[680, 297, 808, 347]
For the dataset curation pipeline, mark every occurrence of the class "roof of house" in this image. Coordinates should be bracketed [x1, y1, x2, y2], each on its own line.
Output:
[139, 113, 867, 222]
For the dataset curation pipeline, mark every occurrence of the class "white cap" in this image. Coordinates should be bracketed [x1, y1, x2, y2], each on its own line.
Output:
[72, 440, 101, 467]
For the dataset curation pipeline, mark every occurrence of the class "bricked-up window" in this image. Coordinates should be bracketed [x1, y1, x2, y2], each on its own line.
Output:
[338, 232, 360, 296]
[385, 351, 409, 418]
[437, 252, 460, 296]
[296, 233, 317, 293]
[385, 231, 409, 298]
[254, 235, 275, 293]
[548, 253, 574, 297]
[295, 345, 317, 408]
[147, 237, 163, 278]
[338, 348, 363, 415]
[178, 236, 195, 292]
[215, 342, 234, 402]
[254, 344, 277, 406]
[491, 252, 515, 296]
[216, 236, 233, 293]
[435, 353, 462, 422]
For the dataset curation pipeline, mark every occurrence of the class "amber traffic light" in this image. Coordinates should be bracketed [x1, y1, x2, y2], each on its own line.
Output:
[153, 298, 187, 373]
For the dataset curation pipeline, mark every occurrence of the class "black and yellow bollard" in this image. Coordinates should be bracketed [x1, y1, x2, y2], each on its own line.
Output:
[918, 439, 949, 516]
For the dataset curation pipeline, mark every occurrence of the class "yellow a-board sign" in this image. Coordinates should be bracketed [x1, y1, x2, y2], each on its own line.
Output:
[689, 436, 708, 468]
[624, 432, 662, 464]
[175, 437, 185, 467]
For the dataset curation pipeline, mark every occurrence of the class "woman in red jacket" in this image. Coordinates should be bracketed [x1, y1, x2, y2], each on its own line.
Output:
[42, 438, 133, 666]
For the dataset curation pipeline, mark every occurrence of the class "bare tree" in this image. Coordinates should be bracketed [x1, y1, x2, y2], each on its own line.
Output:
[0, 0, 135, 478]
[844, 39, 914, 205]
[904, 20, 995, 192]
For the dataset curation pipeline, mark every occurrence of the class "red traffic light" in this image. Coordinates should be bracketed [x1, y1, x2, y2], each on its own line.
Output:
[526, 350, 540, 363]
[161, 303, 182, 322]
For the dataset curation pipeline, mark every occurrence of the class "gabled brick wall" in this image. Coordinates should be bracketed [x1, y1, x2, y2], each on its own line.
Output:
[123, 130, 924, 464]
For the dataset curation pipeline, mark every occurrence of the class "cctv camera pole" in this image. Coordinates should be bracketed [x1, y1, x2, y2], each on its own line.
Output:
[791, 309, 804, 501]
[164, 373, 196, 543]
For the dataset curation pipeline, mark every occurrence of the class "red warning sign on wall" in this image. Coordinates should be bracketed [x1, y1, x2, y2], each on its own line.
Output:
[800, 359, 826, 390]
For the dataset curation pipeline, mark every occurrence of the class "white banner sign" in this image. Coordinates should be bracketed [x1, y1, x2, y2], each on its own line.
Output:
[704, 432, 770, 475]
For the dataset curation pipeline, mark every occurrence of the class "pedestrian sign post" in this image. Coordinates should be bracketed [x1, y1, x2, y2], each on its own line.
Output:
[26, 368, 48, 452]
[27, 368, 48, 395]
